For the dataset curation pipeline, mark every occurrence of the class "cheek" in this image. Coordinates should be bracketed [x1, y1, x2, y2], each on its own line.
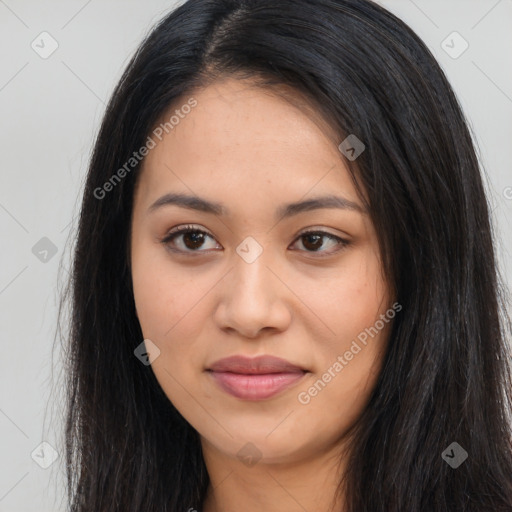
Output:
[296, 249, 390, 414]
[131, 245, 202, 341]
[295, 316, 391, 452]
[300, 248, 388, 347]
[131, 253, 209, 408]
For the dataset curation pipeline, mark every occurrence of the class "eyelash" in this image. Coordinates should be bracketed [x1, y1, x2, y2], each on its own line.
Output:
[160, 224, 350, 257]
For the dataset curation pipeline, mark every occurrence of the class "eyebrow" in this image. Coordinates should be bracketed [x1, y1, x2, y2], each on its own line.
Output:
[148, 192, 366, 219]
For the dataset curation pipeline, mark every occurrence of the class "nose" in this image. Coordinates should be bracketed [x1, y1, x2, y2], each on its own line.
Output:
[214, 248, 292, 339]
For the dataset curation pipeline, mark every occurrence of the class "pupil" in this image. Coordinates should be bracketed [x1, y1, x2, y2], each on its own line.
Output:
[184, 232, 204, 249]
[303, 234, 322, 251]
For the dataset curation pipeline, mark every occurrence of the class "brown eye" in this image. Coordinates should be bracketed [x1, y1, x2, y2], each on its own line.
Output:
[160, 225, 349, 257]
[181, 231, 207, 250]
[161, 225, 220, 253]
[301, 233, 323, 251]
[293, 230, 349, 255]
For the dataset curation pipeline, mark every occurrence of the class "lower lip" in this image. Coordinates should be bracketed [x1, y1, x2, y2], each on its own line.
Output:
[208, 371, 306, 400]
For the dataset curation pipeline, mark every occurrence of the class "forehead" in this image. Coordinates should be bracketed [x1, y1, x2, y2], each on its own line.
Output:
[136, 77, 361, 211]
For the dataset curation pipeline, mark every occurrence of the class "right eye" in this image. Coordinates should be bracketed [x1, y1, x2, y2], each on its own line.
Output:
[160, 224, 222, 254]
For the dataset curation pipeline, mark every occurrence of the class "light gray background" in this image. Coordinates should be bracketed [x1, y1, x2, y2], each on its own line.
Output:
[1, 1, 511, 511]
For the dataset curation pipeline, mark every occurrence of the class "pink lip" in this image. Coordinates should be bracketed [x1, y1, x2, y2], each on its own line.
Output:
[207, 355, 307, 400]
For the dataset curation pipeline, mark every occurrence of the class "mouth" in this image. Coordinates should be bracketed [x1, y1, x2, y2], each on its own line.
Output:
[206, 355, 308, 401]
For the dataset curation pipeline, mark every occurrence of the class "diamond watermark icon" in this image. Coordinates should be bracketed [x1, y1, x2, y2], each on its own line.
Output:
[31, 31, 59, 59]
[338, 134, 365, 161]
[32, 237, 58, 263]
[441, 31, 469, 59]
[31, 441, 59, 469]
[441, 441, 468, 469]
[236, 442, 262, 467]
[236, 236, 263, 264]
[134, 339, 161, 366]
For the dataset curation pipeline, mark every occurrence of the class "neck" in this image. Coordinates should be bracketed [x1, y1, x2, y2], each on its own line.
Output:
[200, 436, 349, 512]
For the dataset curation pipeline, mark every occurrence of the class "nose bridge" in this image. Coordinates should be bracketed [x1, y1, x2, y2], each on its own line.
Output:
[215, 236, 290, 336]
[231, 237, 276, 302]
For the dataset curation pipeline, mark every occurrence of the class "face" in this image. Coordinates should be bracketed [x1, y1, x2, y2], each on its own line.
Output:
[130, 77, 393, 467]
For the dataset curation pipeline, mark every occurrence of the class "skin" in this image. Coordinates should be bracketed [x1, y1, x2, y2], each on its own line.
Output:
[130, 76, 394, 512]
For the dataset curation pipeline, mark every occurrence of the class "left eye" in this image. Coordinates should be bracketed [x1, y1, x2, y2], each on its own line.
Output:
[161, 225, 349, 256]
[293, 230, 348, 254]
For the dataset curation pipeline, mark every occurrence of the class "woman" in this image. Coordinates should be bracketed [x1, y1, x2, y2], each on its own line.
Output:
[62, 0, 512, 510]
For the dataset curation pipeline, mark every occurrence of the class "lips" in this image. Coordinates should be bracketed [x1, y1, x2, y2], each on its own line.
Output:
[206, 355, 307, 400]
[208, 355, 305, 374]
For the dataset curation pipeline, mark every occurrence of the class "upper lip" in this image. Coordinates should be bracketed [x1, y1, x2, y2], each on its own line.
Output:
[207, 355, 306, 374]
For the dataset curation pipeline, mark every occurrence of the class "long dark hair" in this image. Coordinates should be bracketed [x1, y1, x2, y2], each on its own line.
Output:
[61, 0, 512, 510]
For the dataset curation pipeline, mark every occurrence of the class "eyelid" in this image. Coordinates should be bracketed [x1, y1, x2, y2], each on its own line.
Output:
[163, 223, 213, 238]
[296, 225, 349, 239]
[162, 224, 347, 240]
[160, 224, 218, 250]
